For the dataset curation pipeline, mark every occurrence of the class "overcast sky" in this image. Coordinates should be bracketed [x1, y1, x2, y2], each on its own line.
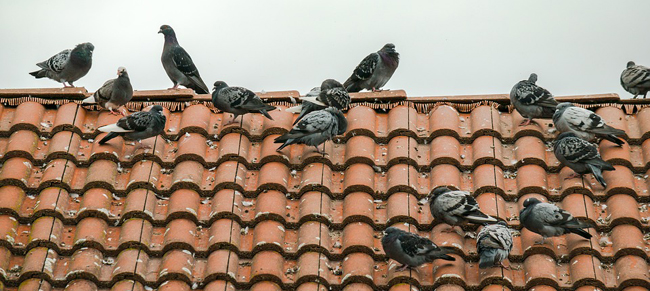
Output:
[1, 1, 649, 98]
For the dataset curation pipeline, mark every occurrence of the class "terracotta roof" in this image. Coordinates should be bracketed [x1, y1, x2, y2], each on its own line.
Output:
[0, 88, 648, 291]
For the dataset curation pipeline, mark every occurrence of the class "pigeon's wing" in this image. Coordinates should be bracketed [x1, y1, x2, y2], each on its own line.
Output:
[515, 81, 557, 108]
[115, 111, 154, 132]
[557, 137, 601, 164]
[397, 232, 437, 257]
[478, 224, 513, 251]
[622, 65, 650, 89]
[171, 46, 199, 77]
[320, 87, 351, 109]
[94, 78, 116, 103]
[38, 49, 71, 73]
[562, 107, 606, 132]
[292, 110, 334, 134]
[348, 53, 379, 83]
[437, 191, 479, 215]
[533, 203, 576, 227]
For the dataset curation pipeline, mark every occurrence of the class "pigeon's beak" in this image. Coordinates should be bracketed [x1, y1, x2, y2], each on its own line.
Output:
[158, 29, 163, 34]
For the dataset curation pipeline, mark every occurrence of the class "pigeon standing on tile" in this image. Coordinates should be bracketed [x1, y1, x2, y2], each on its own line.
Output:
[620, 61, 650, 99]
[274, 107, 347, 154]
[98, 105, 166, 145]
[159, 25, 209, 94]
[429, 187, 497, 232]
[553, 102, 625, 146]
[510, 73, 558, 126]
[29, 42, 94, 87]
[287, 79, 351, 125]
[82, 67, 133, 115]
[519, 197, 593, 244]
[344, 43, 400, 92]
[212, 81, 277, 125]
[554, 132, 614, 188]
[477, 221, 513, 269]
[381, 227, 455, 271]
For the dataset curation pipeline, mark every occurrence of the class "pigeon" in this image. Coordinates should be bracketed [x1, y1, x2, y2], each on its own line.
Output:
[212, 81, 277, 125]
[477, 221, 513, 269]
[510, 73, 558, 126]
[520, 197, 593, 244]
[98, 105, 166, 145]
[29, 42, 94, 87]
[82, 67, 133, 115]
[344, 43, 399, 92]
[429, 187, 497, 233]
[553, 102, 625, 146]
[554, 132, 615, 188]
[381, 227, 455, 271]
[274, 107, 347, 154]
[286, 79, 351, 125]
[621, 61, 650, 99]
[159, 25, 209, 94]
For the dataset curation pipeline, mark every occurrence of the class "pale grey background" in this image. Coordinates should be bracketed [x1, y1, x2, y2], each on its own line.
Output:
[1, 0, 649, 98]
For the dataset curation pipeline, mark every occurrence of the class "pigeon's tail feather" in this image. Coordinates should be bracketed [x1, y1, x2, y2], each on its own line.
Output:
[465, 211, 498, 225]
[260, 109, 274, 120]
[98, 123, 133, 133]
[427, 246, 456, 262]
[99, 132, 120, 145]
[566, 226, 592, 239]
[285, 105, 302, 113]
[300, 96, 327, 107]
[274, 135, 293, 151]
[345, 82, 362, 93]
[82, 95, 97, 104]
[186, 79, 209, 94]
[601, 134, 625, 146]
[586, 164, 608, 188]
[29, 70, 47, 79]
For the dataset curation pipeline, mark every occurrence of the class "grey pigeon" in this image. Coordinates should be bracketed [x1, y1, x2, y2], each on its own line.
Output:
[553, 102, 625, 146]
[381, 227, 455, 271]
[510, 73, 558, 126]
[287, 79, 351, 125]
[98, 105, 166, 145]
[621, 61, 650, 99]
[344, 43, 399, 92]
[29, 42, 94, 87]
[159, 25, 209, 94]
[519, 197, 593, 244]
[429, 187, 497, 232]
[554, 132, 614, 188]
[477, 221, 513, 269]
[212, 81, 277, 125]
[274, 107, 347, 154]
[82, 67, 133, 115]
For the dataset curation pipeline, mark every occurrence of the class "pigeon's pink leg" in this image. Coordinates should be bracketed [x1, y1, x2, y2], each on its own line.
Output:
[519, 118, 533, 126]
[168, 84, 179, 90]
[63, 82, 73, 88]
[564, 173, 581, 179]
[395, 264, 410, 272]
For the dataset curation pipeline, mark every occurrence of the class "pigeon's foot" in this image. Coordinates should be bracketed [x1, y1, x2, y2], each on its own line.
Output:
[564, 172, 581, 179]
[63, 83, 74, 88]
[533, 237, 547, 245]
[518, 119, 534, 126]
[395, 264, 410, 272]
[499, 261, 512, 270]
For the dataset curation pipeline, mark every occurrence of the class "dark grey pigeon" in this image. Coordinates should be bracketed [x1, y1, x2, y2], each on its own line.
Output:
[554, 132, 614, 188]
[212, 81, 277, 125]
[477, 221, 513, 269]
[621, 61, 650, 99]
[287, 79, 351, 125]
[29, 42, 94, 87]
[82, 67, 133, 115]
[344, 43, 399, 92]
[275, 107, 347, 154]
[553, 102, 625, 146]
[429, 187, 497, 232]
[159, 25, 209, 94]
[98, 105, 166, 145]
[519, 197, 593, 244]
[510, 73, 558, 126]
[381, 227, 455, 271]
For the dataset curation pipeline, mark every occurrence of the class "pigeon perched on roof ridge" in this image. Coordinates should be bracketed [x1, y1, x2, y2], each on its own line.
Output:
[520, 197, 593, 245]
[429, 186, 497, 233]
[29, 42, 94, 87]
[211, 81, 277, 125]
[553, 102, 625, 146]
[275, 107, 347, 154]
[381, 226, 455, 271]
[621, 61, 650, 99]
[98, 105, 166, 145]
[159, 25, 209, 94]
[287, 79, 350, 125]
[344, 43, 399, 92]
[553, 132, 615, 188]
[477, 221, 513, 269]
[510, 73, 558, 126]
[83, 67, 133, 115]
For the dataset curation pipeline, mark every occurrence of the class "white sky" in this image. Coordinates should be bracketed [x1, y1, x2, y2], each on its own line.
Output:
[1, 0, 649, 98]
